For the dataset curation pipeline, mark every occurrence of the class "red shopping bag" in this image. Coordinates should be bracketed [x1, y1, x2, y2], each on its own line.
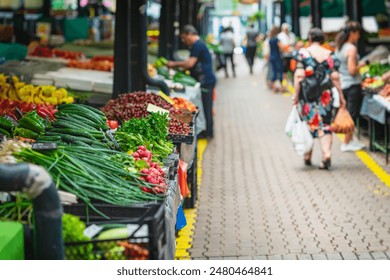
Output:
[178, 159, 190, 198]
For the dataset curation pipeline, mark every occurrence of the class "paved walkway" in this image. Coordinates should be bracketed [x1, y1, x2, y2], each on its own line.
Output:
[188, 55, 390, 260]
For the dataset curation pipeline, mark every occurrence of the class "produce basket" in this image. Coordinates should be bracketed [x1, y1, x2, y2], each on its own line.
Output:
[63, 202, 167, 260]
[168, 112, 198, 145]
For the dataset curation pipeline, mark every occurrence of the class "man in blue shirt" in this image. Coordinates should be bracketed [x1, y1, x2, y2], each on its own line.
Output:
[167, 25, 216, 138]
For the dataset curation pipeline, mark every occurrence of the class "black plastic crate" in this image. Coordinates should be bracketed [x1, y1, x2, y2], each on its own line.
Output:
[168, 112, 197, 144]
[184, 149, 198, 209]
[63, 202, 167, 259]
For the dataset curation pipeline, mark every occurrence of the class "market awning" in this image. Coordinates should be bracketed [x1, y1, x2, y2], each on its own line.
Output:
[285, 0, 386, 17]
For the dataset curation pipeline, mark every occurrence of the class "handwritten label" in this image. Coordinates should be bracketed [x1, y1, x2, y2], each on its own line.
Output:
[106, 130, 121, 150]
[127, 224, 148, 238]
[158, 91, 175, 105]
[146, 103, 170, 115]
[31, 142, 58, 150]
[84, 224, 103, 239]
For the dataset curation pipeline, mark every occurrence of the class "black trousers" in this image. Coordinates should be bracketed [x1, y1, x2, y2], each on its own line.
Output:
[245, 46, 257, 67]
[343, 84, 363, 123]
[223, 53, 235, 77]
[201, 84, 215, 138]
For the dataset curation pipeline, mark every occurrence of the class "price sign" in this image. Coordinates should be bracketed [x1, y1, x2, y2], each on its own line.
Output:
[146, 103, 170, 115]
[84, 224, 103, 239]
[31, 142, 58, 151]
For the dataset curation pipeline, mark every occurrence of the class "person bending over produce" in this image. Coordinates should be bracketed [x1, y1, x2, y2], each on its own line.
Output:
[167, 25, 216, 138]
[335, 21, 367, 152]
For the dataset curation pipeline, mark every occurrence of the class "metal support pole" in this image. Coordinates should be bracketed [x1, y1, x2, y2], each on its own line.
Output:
[280, 0, 286, 25]
[291, 0, 300, 37]
[42, 0, 51, 17]
[345, 0, 365, 55]
[113, 0, 144, 98]
[159, 0, 175, 59]
[310, 0, 322, 29]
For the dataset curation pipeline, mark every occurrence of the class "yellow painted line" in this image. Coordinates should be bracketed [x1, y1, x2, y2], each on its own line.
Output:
[336, 134, 390, 190]
[355, 151, 390, 189]
[175, 139, 208, 260]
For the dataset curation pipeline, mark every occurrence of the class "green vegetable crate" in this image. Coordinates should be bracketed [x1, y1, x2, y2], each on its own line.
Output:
[62, 202, 167, 260]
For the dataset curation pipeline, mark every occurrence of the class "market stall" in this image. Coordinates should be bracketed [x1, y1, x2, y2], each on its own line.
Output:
[360, 61, 390, 163]
[0, 76, 195, 259]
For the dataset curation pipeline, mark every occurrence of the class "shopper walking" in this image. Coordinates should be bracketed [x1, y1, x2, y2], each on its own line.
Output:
[278, 23, 296, 83]
[292, 28, 346, 170]
[335, 21, 367, 152]
[220, 27, 236, 78]
[268, 26, 285, 93]
[244, 23, 260, 74]
[167, 25, 216, 138]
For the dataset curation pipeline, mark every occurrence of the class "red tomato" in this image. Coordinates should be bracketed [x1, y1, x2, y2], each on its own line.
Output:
[106, 120, 118, 129]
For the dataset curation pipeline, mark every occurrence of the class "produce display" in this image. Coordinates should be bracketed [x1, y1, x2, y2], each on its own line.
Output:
[67, 59, 113, 72]
[361, 77, 385, 90]
[29, 47, 84, 60]
[116, 112, 174, 161]
[63, 214, 150, 260]
[0, 87, 187, 259]
[101, 92, 192, 136]
[361, 63, 390, 90]
[173, 97, 197, 112]
[154, 56, 198, 86]
[0, 75, 74, 105]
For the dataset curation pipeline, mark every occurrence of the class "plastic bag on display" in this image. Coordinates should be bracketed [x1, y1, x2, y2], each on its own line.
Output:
[284, 106, 299, 137]
[291, 113, 313, 156]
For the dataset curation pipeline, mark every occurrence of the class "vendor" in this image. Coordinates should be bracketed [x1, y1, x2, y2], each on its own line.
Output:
[167, 25, 216, 139]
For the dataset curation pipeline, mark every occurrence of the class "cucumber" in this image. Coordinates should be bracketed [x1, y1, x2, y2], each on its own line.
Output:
[96, 228, 129, 240]
[37, 135, 62, 142]
[100, 223, 126, 231]
[48, 128, 103, 140]
[53, 119, 97, 131]
[59, 108, 106, 125]
[59, 104, 106, 118]
[57, 114, 106, 130]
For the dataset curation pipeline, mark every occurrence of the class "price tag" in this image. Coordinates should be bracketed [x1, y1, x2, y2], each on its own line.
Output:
[106, 130, 121, 150]
[127, 224, 148, 238]
[31, 142, 58, 151]
[83, 224, 103, 239]
[158, 91, 175, 105]
[146, 103, 170, 115]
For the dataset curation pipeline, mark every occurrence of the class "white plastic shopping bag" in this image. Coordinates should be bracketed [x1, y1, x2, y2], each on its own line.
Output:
[285, 106, 299, 137]
[290, 108, 313, 156]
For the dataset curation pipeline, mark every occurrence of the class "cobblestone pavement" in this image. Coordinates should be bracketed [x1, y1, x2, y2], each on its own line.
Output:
[189, 55, 390, 260]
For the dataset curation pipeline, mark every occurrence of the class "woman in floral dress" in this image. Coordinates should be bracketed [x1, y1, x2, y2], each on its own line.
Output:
[292, 28, 346, 170]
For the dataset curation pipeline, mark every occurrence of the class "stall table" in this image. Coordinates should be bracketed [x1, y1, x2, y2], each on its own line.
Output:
[360, 93, 390, 163]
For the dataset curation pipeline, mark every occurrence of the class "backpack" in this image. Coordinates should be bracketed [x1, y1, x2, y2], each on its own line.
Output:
[299, 51, 332, 102]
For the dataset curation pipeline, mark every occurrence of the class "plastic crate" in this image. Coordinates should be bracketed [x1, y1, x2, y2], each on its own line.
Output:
[168, 112, 198, 144]
[63, 202, 167, 260]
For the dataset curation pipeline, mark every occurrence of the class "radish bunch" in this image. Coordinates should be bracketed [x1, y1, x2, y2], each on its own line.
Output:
[132, 146, 167, 194]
